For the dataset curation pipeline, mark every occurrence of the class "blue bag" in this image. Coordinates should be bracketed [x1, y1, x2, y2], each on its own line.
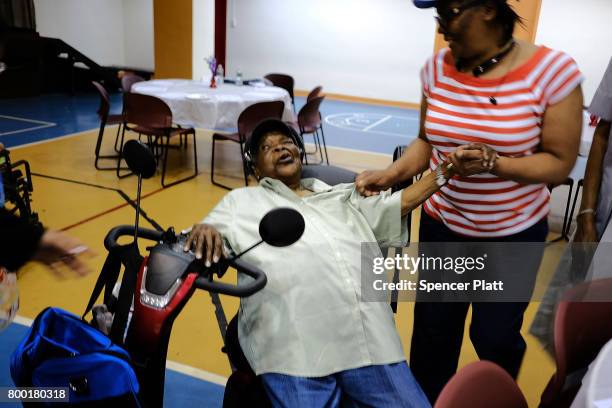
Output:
[0, 173, 5, 207]
[10, 307, 141, 406]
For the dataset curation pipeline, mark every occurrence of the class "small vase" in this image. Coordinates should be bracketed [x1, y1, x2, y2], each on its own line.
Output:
[210, 76, 217, 88]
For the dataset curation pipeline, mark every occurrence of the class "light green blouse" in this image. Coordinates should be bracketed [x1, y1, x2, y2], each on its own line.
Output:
[203, 177, 408, 376]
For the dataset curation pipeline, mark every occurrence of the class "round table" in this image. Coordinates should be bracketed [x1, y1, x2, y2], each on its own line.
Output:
[131, 79, 294, 129]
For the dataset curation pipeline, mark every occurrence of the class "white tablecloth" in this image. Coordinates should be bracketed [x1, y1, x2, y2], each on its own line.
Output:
[131, 79, 294, 130]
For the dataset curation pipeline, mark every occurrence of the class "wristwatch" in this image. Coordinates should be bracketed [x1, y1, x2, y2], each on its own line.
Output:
[435, 162, 454, 187]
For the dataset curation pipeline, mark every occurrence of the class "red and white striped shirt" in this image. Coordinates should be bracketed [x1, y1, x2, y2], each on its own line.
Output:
[421, 46, 583, 237]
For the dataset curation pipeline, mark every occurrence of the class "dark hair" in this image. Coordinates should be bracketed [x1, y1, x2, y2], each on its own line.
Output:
[490, 0, 524, 43]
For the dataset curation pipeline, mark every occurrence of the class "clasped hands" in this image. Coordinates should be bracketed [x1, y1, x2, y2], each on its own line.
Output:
[447, 142, 499, 177]
[356, 143, 500, 196]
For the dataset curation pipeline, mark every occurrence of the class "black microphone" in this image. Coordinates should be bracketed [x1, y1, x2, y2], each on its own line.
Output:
[228, 207, 306, 261]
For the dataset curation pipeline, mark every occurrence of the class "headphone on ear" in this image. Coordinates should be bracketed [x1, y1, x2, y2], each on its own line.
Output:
[244, 122, 305, 173]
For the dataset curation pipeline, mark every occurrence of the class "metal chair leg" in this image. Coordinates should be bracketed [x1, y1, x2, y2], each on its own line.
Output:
[192, 130, 198, 176]
[314, 130, 324, 164]
[116, 125, 134, 178]
[113, 123, 123, 153]
[211, 136, 217, 184]
[319, 124, 329, 165]
[160, 135, 171, 187]
[95, 121, 129, 171]
[210, 136, 239, 190]
[161, 130, 198, 188]
[566, 179, 583, 237]
[549, 179, 574, 242]
[561, 179, 574, 240]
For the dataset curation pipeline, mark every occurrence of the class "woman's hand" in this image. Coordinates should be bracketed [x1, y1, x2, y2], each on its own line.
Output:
[184, 223, 225, 266]
[355, 170, 395, 196]
[447, 143, 499, 177]
[574, 215, 599, 243]
[33, 230, 93, 277]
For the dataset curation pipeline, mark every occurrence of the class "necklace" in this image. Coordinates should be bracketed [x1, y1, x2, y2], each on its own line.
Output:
[488, 40, 520, 105]
[470, 39, 516, 78]
[455, 39, 517, 105]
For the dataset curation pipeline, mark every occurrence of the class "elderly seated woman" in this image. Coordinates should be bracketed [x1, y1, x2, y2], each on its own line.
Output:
[185, 119, 487, 407]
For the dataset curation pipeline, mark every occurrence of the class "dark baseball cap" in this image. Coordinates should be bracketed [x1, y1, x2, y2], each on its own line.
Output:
[413, 0, 437, 7]
[247, 119, 298, 159]
[413, 0, 506, 7]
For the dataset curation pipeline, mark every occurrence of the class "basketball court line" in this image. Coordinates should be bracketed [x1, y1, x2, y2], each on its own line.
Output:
[304, 142, 392, 157]
[31, 173, 166, 232]
[324, 112, 419, 137]
[0, 115, 56, 137]
[8, 127, 100, 150]
[362, 114, 392, 131]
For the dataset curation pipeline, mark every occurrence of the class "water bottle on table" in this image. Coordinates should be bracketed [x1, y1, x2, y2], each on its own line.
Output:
[216, 64, 224, 85]
[236, 70, 243, 86]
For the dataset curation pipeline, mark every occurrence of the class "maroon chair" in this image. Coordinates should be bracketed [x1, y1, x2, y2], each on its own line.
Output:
[434, 361, 528, 408]
[92, 81, 126, 170]
[121, 74, 145, 93]
[211, 101, 285, 190]
[119, 92, 197, 187]
[297, 95, 328, 164]
[306, 86, 323, 102]
[264, 73, 295, 112]
[540, 277, 612, 408]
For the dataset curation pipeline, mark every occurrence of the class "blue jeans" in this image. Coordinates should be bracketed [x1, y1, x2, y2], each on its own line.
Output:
[260, 362, 431, 408]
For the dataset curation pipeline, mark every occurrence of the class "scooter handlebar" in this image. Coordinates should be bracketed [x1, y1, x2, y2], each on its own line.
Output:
[104, 225, 163, 250]
[194, 258, 267, 297]
[105, 225, 267, 297]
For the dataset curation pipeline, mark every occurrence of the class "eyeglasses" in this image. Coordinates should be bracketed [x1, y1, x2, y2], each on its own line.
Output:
[435, 0, 484, 29]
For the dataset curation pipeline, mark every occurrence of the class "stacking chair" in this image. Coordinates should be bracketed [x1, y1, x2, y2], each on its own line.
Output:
[306, 86, 323, 102]
[540, 277, 612, 408]
[303, 86, 324, 161]
[300, 163, 355, 185]
[91, 81, 126, 170]
[121, 74, 145, 93]
[211, 101, 285, 190]
[297, 95, 329, 165]
[434, 361, 528, 408]
[264, 73, 295, 112]
[118, 93, 197, 187]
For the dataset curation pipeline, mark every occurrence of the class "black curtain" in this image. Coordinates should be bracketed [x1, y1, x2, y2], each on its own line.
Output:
[0, 0, 35, 32]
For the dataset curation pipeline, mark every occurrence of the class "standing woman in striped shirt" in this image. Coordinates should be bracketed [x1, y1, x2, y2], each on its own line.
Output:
[356, 0, 583, 403]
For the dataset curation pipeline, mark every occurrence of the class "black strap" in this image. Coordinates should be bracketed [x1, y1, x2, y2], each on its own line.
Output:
[82, 250, 122, 321]
[109, 243, 143, 345]
[82, 242, 143, 346]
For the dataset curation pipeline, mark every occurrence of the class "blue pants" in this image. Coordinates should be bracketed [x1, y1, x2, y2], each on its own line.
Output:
[260, 362, 431, 408]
